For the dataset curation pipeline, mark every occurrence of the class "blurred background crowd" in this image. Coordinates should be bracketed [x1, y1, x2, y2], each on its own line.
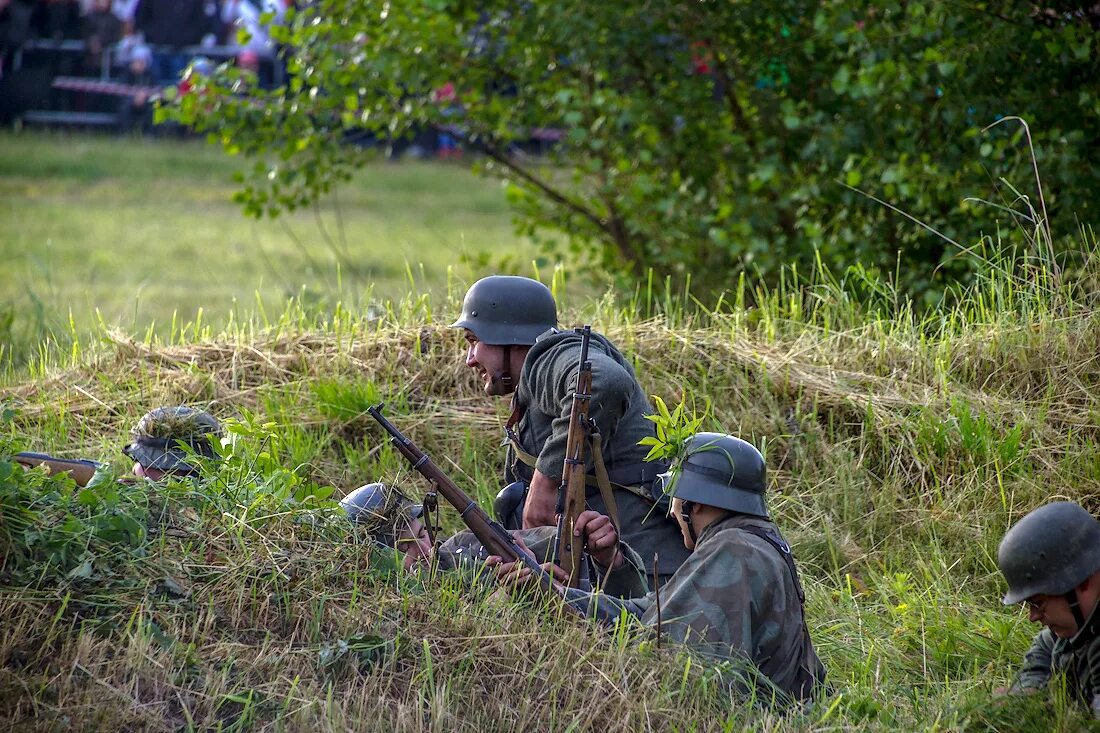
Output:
[1, 0, 291, 79]
[0, 0, 291, 129]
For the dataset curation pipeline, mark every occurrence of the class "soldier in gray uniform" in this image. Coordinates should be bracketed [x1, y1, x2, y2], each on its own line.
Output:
[123, 406, 223, 480]
[340, 482, 648, 598]
[451, 275, 690, 584]
[492, 432, 827, 703]
[997, 501, 1100, 716]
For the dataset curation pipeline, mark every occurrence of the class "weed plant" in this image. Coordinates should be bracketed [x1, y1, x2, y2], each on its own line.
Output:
[3, 237, 1100, 730]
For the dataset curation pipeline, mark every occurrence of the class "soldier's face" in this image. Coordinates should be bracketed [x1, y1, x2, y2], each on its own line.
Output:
[1026, 594, 1079, 637]
[396, 517, 434, 571]
[1026, 575, 1100, 638]
[463, 330, 514, 396]
[670, 497, 696, 550]
[133, 463, 166, 481]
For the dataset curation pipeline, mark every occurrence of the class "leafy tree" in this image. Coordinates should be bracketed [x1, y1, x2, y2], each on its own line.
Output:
[167, 1, 1100, 300]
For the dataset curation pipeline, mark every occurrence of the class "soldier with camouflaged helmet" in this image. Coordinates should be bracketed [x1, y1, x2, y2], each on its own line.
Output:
[491, 432, 827, 703]
[996, 501, 1100, 716]
[123, 406, 222, 480]
[452, 275, 690, 585]
[340, 482, 647, 597]
[17, 405, 222, 485]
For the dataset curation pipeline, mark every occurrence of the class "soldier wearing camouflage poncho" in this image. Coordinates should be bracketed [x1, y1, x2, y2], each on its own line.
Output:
[451, 275, 690, 584]
[997, 501, 1100, 717]
[492, 432, 827, 703]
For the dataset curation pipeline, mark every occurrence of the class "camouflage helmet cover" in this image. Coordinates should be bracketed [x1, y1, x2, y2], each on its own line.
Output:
[998, 501, 1100, 605]
[123, 406, 222, 474]
[340, 482, 424, 547]
[655, 432, 769, 518]
[449, 275, 557, 346]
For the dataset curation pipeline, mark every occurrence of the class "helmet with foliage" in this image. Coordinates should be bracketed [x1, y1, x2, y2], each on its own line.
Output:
[340, 483, 423, 546]
[998, 501, 1100, 605]
[123, 406, 222, 475]
[450, 275, 557, 346]
[654, 432, 768, 518]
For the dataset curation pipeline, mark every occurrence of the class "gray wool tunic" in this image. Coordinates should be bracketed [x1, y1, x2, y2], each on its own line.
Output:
[506, 328, 691, 583]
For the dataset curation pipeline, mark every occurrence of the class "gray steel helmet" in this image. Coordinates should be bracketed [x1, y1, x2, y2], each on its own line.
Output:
[449, 275, 557, 346]
[655, 432, 768, 518]
[123, 406, 222, 475]
[341, 483, 423, 547]
[998, 501, 1100, 605]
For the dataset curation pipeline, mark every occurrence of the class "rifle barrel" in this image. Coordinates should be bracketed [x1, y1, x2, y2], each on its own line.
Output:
[367, 403, 616, 623]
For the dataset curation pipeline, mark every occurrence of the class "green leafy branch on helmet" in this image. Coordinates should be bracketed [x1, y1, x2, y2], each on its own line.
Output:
[638, 394, 710, 466]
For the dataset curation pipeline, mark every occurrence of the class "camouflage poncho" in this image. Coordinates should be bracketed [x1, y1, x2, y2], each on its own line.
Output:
[1011, 608, 1100, 717]
[562, 513, 827, 702]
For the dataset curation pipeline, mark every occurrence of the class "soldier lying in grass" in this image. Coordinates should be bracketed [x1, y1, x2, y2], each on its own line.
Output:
[997, 501, 1100, 717]
[17, 405, 222, 485]
[490, 432, 828, 704]
[339, 482, 648, 598]
[122, 406, 222, 481]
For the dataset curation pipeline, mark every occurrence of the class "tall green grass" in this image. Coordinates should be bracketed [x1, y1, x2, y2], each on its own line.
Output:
[4, 229, 1100, 730]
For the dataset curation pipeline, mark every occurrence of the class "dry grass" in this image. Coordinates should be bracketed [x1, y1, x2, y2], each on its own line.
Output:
[4, 259, 1100, 731]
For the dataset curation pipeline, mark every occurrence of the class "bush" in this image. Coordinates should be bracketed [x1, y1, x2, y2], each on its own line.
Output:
[167, 1, 1100, 301]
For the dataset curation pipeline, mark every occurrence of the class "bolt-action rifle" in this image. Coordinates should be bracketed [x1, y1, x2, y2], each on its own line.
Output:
[555, 326, 593, 588]
[367, 403, 616, 623]
[14, 452, 101, 487]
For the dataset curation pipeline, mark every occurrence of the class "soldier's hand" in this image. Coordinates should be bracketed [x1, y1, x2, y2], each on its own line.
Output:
[486, 556, 566, 592]
[522, 470, 558, 528]
[574, 510, 623, 569]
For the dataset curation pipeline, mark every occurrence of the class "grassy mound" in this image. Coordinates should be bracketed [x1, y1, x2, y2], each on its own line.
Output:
[3, 252, 1100, 730]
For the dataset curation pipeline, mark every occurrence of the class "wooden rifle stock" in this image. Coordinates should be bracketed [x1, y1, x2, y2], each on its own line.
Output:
[367, 404, 616, 623]
[14, 452, 101, 487]
[555, 326, 593, 588]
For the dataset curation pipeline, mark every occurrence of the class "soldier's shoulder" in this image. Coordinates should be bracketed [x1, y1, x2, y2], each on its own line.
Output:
[698, 522, 791, 573]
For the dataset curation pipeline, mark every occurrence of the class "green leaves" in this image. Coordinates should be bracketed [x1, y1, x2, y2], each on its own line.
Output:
[640, 395, 708, 464]
[160, 1, 1100, 301]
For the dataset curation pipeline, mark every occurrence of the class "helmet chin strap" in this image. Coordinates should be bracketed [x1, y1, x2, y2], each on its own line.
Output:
[1066, 589, 1087, 632]
[681, 500, 698, 544]
[492, 345, 514, 390]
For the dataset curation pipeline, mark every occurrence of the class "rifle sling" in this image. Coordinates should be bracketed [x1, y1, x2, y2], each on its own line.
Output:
[588, 429, 622, 535]
[504, 399, 666, 508]
[504, 427, 661, 505]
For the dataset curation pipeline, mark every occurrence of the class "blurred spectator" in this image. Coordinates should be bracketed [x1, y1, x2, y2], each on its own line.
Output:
[433, 81, 462, 159]
[113, 22, 142, 66]
[83, 0, 120, 73]
[117, 40, 153, 132]
[200, 0, 223, 47]
[221, 0, 284, 55]
[237, 46, 259, 73]
[35, 0, 82, 41]
[111, 0, 139, 24]
[0, 0, 35, 76]
[134, 0, 206, 82]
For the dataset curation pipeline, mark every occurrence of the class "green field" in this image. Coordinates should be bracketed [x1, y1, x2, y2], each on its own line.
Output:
[2, 134, 1098, 731]
[0, 132, 542, 346]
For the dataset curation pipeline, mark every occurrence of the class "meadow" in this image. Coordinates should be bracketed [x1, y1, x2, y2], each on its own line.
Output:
[1, 133, 1098, 731]
[0, 132, 542, 366]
